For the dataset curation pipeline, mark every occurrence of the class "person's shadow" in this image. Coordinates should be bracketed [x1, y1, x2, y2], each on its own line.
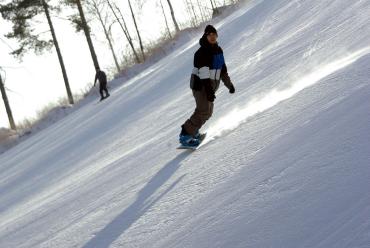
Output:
[82, 151, 191, 248]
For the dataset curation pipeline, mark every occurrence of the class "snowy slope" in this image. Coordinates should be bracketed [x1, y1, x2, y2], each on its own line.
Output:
[1, 0, 370, 247]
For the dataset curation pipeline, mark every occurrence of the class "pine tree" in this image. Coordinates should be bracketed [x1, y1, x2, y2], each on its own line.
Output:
[0, 0, 74, 104]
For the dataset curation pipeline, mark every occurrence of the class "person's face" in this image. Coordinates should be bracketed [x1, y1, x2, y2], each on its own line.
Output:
[207, 33, 218, 44]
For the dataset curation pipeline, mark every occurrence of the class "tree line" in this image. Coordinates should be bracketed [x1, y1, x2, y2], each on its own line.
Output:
[0, 0, 240, 130]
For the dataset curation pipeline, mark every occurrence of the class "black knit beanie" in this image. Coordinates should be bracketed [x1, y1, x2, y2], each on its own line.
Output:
[204, 25, 218, 35]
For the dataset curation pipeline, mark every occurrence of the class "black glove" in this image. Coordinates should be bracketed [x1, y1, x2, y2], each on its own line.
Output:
[204, 79, 216, 102]
[229, 84, 235, 94]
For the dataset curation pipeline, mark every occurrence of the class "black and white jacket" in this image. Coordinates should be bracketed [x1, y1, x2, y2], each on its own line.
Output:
[190, 35, 233, 92]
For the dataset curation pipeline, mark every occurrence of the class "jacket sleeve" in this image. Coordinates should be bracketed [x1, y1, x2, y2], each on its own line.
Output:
[221, 63, 234, 90]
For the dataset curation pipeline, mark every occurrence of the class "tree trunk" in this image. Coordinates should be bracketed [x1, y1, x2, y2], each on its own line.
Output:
[107, 0, 141, 64]
[75, 0, 100, 72]
[209, 0, 215, 11]
[187, 0, 198, 26]
[91, 0, 121, 73]
[127, 0, 145, 62]
[166, 0, 180, 32]
[184, 0, 195, 27]
[190, 0, 199, 25]
[196, 0, 207, 23]
[0, 73, 16, 130]
[160, 0, 172, 39]
[42, 0, 74, 104]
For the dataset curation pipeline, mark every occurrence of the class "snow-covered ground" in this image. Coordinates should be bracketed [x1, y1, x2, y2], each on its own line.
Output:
[1, 0, 370, 247]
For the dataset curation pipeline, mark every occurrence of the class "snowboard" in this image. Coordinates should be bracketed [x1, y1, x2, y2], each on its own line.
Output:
[99, 94, 110, 102]
[95, 94, 111, 104]
[177, 133, 207, 150]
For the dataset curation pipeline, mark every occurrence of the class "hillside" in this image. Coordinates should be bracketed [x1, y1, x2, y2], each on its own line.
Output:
[1, 0, 370, 247]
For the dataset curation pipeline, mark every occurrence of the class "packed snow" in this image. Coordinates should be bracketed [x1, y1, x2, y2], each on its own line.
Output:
[1, 0, 370, 247]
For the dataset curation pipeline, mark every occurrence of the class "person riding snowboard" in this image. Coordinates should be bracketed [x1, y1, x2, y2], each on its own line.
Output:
[94, 69, 110, 101]
[179, 25, 235, 147]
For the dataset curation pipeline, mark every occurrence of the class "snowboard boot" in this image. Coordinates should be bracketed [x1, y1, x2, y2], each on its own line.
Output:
[179, 126, 200, 147]
[179, 135, 200, 147]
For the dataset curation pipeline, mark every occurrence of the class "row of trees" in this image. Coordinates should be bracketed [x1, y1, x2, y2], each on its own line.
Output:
[0, 0, 240, 130]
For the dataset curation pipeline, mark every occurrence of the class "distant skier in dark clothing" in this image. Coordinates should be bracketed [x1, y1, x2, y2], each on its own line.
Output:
[94, 70, 110, 101]
[179, 25, 235, 147]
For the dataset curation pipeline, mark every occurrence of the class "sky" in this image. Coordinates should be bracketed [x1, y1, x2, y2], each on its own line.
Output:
[0, 0, 216, 128]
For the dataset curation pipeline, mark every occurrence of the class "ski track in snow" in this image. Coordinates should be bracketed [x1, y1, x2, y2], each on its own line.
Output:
[201, 46, 370, 147]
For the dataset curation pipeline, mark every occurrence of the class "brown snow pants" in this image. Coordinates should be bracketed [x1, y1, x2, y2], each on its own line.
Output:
[183, 88, 214, 135]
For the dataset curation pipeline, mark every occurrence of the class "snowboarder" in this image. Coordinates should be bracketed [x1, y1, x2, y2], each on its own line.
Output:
[179, 25, 235, 147]
[94, 69, 110, 101]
